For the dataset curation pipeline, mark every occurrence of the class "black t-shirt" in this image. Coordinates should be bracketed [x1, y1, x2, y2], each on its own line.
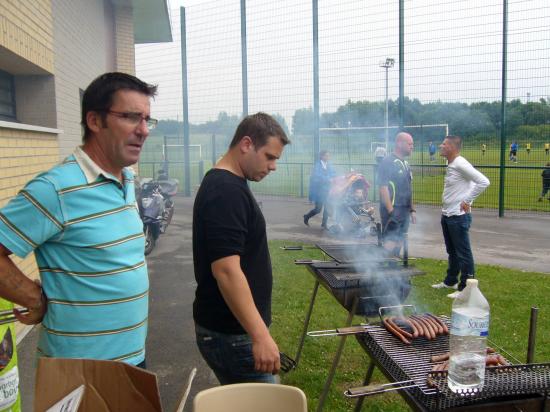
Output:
[377, 153, 412, 209]
[192, 168, 272, 334]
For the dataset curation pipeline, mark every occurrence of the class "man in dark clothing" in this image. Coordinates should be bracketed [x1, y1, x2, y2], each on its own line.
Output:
[304, 150, 335, 228]
[378, 132, 416, 256]
[193, 112, 289, 384]
[538, 163, 550, 201]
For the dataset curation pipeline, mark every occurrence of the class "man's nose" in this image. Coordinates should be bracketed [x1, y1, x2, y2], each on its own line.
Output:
[137, 119, 150, 137]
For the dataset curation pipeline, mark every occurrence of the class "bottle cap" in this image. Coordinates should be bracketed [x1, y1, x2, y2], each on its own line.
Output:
[466, 278, 478, 287]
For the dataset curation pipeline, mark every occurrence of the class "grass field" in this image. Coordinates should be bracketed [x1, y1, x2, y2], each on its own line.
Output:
[268, 240, 550, 411]
[139, 132, 550, 213]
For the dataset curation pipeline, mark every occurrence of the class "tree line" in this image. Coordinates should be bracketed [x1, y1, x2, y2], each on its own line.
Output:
[153, 98, 550, 143]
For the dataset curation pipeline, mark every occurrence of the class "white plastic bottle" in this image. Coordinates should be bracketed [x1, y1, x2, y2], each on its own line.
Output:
[448, 279, 490, 393]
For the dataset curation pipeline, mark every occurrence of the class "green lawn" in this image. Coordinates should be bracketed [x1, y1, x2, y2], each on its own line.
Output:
[269, 240, 550, 411]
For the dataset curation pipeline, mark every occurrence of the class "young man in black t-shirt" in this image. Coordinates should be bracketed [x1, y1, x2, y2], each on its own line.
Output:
[193, 113, 289, 384]
[378, 132, 416, 256]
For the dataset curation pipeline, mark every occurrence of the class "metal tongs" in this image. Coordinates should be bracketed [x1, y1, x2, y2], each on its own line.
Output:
[279, 352, 297, 373]
[307, 324, 372, 337]
[0, 307, 29, 325]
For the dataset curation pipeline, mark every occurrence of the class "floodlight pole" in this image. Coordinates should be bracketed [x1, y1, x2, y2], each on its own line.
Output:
[380, 58, 394, 148]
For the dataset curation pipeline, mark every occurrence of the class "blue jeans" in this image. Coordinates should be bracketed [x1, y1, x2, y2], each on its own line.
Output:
[195, 324, 276, 385]
[441, 214, 475, 290]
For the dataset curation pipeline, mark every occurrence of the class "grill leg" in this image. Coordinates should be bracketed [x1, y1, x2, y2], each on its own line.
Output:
[316, 297, 358, 412]
[353, 361, 375, 412]
[295, 280, 320, 366]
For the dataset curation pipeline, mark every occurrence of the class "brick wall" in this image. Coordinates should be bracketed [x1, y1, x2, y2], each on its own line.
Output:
[114, 6, 136, 75]
[0, 0, 54, 73]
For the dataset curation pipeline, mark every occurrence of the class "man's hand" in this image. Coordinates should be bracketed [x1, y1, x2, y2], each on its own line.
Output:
[252, 333, 280, 374]
[13, 279, 47, 325]
[461, 201, 471, 213]
[410, 211, 417, 224]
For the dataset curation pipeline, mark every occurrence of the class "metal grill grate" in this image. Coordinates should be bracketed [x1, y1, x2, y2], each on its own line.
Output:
[316, 243, 389, 264]
[356, 318, 550, 410]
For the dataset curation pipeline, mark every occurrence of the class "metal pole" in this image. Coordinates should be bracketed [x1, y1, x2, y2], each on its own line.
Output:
[399, 0, 404, 131]
[312, 0, 320, 161]
[180, 7, 191, 197]
[211, 134, 216, 167]
[526, 306, 538, 363]
[498, 0, 508, 217]
[385, 67, 389, 148]
[240, 0, 248, 117]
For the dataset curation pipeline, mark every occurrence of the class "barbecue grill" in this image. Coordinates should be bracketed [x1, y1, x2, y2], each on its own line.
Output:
[292, 242, 425, 412]
[348, 316, 550, 411]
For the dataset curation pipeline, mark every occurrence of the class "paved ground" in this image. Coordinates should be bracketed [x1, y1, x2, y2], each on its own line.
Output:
[16, 196, 550, 411]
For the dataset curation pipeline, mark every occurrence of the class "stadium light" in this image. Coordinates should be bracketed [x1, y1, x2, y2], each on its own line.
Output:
[380, 57, 395, 148]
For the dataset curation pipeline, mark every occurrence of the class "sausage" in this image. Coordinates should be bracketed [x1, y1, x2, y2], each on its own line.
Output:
[486, 347, 496, 354]
[383, 318, 411, 345]
[387, 317, 413, 340]
[425, 313, 449, 335]
[408, 317, 425, 338]
[485, 354, 500, 366]
[422, 314, 443, 336]
[397, 316, 418, 338]
[430, 352, 450, 363]
[496, 354, 509, 366]
[411, 315, 436, 340]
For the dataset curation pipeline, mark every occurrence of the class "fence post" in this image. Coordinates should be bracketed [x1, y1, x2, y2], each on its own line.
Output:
[312, 0, 320, 160]
[180, 7, 191, 197]
[498, 0, 508, 217]
[300, 163, 304, 198]
[199, 160, 205, 183]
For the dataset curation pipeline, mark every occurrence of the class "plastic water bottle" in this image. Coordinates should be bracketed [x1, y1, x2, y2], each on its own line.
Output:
[448, 279, 490, 393]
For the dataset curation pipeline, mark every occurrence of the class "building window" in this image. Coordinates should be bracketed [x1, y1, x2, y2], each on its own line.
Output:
[0, 70, 16, 121]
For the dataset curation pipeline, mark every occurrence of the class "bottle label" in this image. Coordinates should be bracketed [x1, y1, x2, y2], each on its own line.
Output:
[450, 311, 489, 337]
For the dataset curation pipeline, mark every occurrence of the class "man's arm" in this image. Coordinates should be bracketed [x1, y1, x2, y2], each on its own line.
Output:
[211, 255, 280, 374]
[379, 186, 393, 213]
[458, 160, 490, 212]
[0, 244, 46, 324]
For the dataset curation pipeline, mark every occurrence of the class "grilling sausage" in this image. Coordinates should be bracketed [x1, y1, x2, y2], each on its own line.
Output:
[396, 316, 418, 339]
[383, 318, 411, 345]
[425, 313, 449, 335]
[430, 353, 450, 363]
[411, 315, 436, 340]
[407, 317, 424, 338]
[422, 314, 443, 336]
[387, 317, 413, 340]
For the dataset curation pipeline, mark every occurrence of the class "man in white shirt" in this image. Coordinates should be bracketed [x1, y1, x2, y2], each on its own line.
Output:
[432, 135, 490, 298]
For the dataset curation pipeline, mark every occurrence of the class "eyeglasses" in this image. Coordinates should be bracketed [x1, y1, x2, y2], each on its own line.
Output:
[106, 110, 158, 130]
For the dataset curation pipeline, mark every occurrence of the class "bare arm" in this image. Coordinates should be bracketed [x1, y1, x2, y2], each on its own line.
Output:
[0, 244, 46, 324]
[379, 186, 393, 213]
[211, 255, 280, 374]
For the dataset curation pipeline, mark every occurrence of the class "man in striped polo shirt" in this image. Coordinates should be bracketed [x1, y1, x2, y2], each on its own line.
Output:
[0, 73, 157, 367]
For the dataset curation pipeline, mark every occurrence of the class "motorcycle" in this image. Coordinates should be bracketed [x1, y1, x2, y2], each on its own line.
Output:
[136, 173, 178, 255]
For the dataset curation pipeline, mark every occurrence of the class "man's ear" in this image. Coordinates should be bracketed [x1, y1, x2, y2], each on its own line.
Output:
[239, 136, 254, 153]
[86, 111, 103, 134]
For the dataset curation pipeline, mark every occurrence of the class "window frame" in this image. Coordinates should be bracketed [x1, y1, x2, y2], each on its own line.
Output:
[0, 69, 17, 121]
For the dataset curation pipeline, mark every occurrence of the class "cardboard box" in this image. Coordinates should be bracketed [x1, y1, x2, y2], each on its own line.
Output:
[34, 358, 162, 412]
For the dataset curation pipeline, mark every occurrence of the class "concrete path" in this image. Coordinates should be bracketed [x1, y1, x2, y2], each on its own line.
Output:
[16, 196, 549, 412]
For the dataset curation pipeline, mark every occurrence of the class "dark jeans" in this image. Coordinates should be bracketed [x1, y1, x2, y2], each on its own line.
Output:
[541, 184, 550, 198]
[305, 200, 329, 226]
[441, 214, 475, 290]
[195, 324, 276, 385]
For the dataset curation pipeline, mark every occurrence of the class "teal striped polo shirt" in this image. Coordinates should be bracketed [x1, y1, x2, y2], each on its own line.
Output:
[0, 147, 148, 365]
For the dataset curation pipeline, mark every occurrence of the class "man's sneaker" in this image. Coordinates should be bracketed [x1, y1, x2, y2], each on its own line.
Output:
[447, 291, 461, 299]
[431, 282, 458, 290]
[303, 215, 309, 227]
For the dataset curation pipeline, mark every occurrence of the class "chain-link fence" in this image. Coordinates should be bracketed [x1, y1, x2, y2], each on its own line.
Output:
[136, 0, 550, 215]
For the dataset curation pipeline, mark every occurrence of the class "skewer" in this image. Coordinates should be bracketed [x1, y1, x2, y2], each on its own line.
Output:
[0, 307, 29, 325]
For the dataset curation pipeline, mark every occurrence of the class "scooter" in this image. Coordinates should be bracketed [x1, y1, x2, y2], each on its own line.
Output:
[136, 173, 178, 255]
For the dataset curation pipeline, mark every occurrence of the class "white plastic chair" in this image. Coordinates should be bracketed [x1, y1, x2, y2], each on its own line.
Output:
[192, 383, 307, 412]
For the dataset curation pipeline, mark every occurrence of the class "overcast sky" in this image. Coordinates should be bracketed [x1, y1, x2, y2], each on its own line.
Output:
[136, 0, 550, 125]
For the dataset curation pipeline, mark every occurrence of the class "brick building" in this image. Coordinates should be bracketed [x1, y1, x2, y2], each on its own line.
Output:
[0, 0, 172, 336]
